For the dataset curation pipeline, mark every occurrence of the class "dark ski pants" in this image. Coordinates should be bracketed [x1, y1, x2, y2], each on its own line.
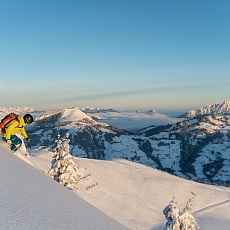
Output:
[2, 135, 22, 153]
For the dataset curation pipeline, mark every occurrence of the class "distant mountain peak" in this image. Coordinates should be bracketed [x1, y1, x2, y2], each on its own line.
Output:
[218, 100, 230, 110]
[81, 107, 118, 113]
[136, 109, 157, 113]
[61, 107, 93, 122]
[0, 107, 35, 115]
[146, 109, 157, 113]
[178, 100, 230, 118]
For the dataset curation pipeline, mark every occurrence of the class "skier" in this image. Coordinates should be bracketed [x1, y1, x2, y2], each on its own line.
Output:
[1, 114, 33, 153]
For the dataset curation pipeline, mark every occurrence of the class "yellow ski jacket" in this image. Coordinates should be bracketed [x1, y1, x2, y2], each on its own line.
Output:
[2, 116, 29, 140]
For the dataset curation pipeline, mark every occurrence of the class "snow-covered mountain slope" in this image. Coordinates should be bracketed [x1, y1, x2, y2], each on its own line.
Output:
[26, 107, 127, 157]
[3, 144, 229, 230]
[179, 100, 230, 118]
[0, 145, 128, 230]
[139, 114, 230, 183]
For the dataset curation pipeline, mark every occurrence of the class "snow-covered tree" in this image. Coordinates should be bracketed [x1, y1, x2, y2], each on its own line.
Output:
[179, 194, 199, 230]
[163, 193, 199, 230]
[49, 133, 81, 190]
[163, 196, 180, 230]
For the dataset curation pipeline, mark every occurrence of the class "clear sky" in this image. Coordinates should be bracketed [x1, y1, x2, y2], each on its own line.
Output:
[0, 0, 229, 112]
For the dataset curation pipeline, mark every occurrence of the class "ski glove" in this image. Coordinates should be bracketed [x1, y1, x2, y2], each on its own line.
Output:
[6, 139, 12, 145]
[26, 137, 30, 142]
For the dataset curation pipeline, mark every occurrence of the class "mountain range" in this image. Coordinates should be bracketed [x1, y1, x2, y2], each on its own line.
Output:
[1, 101, 230, 187]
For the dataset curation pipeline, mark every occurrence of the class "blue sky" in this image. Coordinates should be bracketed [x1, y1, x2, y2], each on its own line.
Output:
[0, 0, 229, 112]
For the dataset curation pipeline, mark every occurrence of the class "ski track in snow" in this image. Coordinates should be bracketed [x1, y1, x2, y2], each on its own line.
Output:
[194, 199, 230, 214]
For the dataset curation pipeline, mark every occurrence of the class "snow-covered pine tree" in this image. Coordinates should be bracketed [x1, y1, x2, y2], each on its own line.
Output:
[49, 133, 81, 190]
[163, 193, 199, 230]
[179, 193, 199, 230]
[163, 196, 180, 230]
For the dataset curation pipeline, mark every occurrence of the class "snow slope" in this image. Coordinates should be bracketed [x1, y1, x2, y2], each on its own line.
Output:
[61, 108, 94, 123]
[0, 145, 128, 230]
[30, 149, 230, 230]
[1, 139, 230, 229]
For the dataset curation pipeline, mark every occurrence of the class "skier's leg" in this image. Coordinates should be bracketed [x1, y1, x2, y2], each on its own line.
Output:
[10, 135, 22, 153]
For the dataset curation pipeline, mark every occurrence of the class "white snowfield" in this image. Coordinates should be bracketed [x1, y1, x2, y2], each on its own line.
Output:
[0, 145, 128, 230]
[1, 141, 230, 230]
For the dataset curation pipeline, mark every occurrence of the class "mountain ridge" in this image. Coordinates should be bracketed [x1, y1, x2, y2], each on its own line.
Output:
[178, 100, 230, 118]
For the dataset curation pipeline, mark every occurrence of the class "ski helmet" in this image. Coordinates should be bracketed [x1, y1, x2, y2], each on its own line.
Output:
[23, 114, 33, 124]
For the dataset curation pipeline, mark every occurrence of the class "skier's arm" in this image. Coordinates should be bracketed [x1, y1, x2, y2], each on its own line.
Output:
[20, 127, 28, 139]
